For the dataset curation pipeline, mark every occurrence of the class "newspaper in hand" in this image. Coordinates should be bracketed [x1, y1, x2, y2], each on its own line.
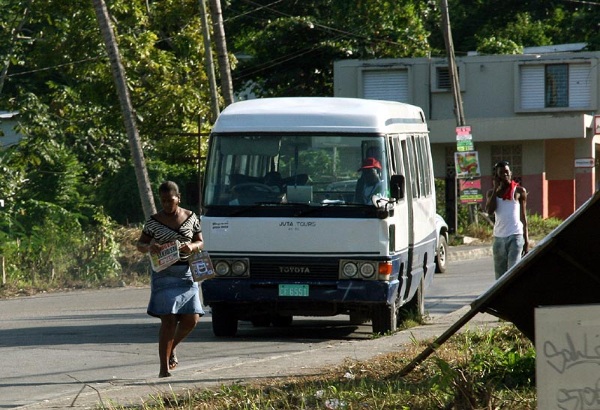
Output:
[149, 241, 180, 272]
[189, 250, 215, 281]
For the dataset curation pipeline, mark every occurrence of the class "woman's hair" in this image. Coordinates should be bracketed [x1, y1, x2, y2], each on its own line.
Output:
[158, 181, 180, 195]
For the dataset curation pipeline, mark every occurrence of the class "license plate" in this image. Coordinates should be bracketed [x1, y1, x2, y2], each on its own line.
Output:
[279, 284, 309, 297]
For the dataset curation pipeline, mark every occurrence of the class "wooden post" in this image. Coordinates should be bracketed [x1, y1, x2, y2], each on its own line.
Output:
[1, 255, 5, 285]
[198, 0, 220, 122]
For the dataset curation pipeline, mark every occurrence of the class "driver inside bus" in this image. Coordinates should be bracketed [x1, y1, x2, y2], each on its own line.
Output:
[355, 157, 384, 204]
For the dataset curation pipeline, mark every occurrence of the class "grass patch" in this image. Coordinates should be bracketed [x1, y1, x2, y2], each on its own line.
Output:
[113, 324, 536, 409]
[451, 212, 563, 246]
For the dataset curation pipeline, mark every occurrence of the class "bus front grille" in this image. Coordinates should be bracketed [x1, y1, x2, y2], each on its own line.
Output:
[249, 257, 339, 281]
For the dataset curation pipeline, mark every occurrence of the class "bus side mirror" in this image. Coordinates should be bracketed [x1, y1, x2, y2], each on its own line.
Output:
[390, 175, 405, 199]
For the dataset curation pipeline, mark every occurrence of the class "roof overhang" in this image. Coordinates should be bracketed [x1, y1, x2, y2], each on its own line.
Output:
[0, 111, 19, 119]
[429, 114, 593, 144]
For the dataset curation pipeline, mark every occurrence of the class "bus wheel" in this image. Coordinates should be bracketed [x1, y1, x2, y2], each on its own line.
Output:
[211, 304, 238, 337]
[272, 315, 293, 327]
[435, 235, 448, 273]
[371, 299, 398, 334]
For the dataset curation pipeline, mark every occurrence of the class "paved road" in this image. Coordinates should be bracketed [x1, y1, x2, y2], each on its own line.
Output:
[0, 251, 498, 409]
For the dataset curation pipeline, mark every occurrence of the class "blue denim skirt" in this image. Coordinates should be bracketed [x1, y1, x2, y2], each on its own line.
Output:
[147, 263, 205, 317]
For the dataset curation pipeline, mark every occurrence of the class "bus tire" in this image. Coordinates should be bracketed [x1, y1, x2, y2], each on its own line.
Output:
[435, 235, 448, 273]
[371, 299, 398, 334]
[211, 304, 238, 337]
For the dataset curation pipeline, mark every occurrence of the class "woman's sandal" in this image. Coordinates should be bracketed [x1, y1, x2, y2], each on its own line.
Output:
[169, 351, 178, 370]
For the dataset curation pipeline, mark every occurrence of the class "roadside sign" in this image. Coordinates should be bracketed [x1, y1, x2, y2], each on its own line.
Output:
[459, 179, 483, 204]
[455, 126, 471, 136]
[454, 151, 481, 179]
[456, 139, 474, 152]
[536, 305, 600, 410]
[574, 158, 595, 168]
[455, 126, 474, 152]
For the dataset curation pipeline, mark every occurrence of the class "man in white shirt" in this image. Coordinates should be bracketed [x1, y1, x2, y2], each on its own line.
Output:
[485, 161, 529, 279]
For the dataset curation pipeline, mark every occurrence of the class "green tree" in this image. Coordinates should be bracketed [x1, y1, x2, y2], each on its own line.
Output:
[437, 0, 599, 55]
[476, 36, 523, 55]
[224, 0, 431, 97]
[0, 0, 215, 288]
[0, 0, 213, 218]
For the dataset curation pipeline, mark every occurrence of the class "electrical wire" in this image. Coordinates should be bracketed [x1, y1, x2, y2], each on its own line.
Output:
[233, 0, 407, 47]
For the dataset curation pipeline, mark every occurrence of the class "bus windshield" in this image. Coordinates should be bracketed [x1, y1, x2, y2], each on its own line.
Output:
[203, 134, 390, 206]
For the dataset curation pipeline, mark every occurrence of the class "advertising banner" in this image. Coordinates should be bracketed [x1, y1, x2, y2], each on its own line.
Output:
[459, 179, 483, 204]
[454, 151, 481, 179]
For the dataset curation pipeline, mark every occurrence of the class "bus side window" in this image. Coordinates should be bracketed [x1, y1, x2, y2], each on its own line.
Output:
[389, 137, 405, 200]
[390, 174, 405, 199]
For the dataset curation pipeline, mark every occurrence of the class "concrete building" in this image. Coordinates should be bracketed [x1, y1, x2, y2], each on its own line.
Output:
[334, 47, 600, 219]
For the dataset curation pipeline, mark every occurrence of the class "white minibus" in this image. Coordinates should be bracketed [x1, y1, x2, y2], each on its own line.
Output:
[201, 97, 437, 336]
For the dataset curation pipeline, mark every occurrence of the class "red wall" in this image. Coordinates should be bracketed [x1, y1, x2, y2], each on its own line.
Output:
[547, 180, 575, 219]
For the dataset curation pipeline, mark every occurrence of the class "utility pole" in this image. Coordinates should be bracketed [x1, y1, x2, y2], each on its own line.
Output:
[440, 0, 464, 128]
[440, 0, 478, 228]
[208, 0, 234, 107]
[199, 0, 220, 123]
[92, 0, 156, 219]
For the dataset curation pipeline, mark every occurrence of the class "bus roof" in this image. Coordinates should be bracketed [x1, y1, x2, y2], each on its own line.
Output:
[211, 97, 428, 134]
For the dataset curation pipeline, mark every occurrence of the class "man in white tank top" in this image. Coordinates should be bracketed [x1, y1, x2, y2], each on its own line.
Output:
[485, 161, 529, 279]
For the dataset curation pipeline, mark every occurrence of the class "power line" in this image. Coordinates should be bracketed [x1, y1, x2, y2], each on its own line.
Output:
[233, 0, 407, 47]
[233, 33, 348, 81]
[6, 56, 106, 78]
[224, 0, 285, 22]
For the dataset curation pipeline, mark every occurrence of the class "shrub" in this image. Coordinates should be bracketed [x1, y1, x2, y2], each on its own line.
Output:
[0, 200, 122, 289]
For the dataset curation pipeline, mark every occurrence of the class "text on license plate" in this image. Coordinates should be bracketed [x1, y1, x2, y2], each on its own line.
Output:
[279, 284, 309, 297]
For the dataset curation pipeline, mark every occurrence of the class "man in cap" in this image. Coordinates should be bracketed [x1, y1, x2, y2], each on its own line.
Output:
[355, 157, 384, 204]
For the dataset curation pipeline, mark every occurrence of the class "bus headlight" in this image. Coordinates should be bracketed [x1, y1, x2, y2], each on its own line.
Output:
[214, 261, 230, 276]
[213, 259, 249, 277]
[231, 260, 248, 275]
[340, 259, 386, 280]
[359, 262, 376, 278]
[342, 262, 358, 278]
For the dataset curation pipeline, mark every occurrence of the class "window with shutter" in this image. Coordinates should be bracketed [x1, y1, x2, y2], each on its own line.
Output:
[518, 61, 592, 111]
[362, 69, 408, 103]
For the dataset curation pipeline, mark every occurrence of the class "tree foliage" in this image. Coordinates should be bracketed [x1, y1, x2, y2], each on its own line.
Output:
[224, 0, 432, 97]
[442, 0, 600, 55]
[0, 0, 212, 287]
[0, 0, 212, 215]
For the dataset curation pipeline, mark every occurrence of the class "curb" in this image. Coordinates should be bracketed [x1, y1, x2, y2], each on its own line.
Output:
[447, 245, 493, 262]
